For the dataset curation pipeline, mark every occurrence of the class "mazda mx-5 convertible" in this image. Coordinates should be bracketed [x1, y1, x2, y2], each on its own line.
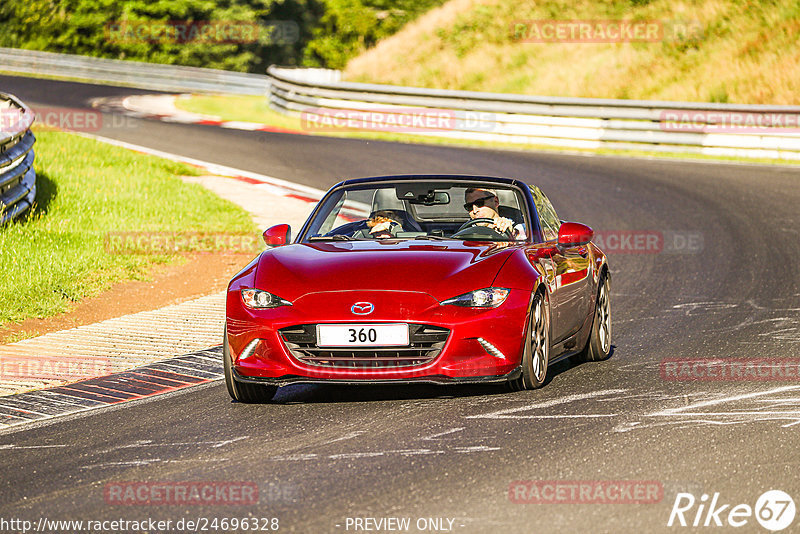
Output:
[224, 175, 611, 402]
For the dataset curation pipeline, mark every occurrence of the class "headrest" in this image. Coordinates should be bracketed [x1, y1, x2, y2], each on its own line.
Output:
[372, 188, 406, 212]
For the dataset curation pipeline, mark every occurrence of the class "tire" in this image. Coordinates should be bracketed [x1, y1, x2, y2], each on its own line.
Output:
[576, 274, 612, 362]
[508, 291, 550, 391]
[223, 326, 277, 403]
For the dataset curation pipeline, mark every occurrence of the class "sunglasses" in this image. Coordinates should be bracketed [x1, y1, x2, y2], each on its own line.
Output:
[463, 194, 496, 211]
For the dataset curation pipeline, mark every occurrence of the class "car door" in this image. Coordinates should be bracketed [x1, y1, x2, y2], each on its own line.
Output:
[550, 241, 593, 340]
[530, 186, 593, 342]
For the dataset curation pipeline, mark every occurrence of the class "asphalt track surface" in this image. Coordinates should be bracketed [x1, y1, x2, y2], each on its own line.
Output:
[2, 75, 800, 533]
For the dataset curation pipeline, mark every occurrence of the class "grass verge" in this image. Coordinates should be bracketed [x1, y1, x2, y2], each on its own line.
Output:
[177, 94, 800, 167]
[0, 128, 256, 325]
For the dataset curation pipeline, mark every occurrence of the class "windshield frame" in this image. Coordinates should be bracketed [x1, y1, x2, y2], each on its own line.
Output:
[296, 177, 543, 244]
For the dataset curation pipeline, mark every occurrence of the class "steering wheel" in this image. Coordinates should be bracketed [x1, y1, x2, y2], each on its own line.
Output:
[453, 217, 513, 238]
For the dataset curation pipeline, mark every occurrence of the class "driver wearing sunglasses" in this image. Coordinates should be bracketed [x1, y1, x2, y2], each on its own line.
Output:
[464, 187, 526, 239]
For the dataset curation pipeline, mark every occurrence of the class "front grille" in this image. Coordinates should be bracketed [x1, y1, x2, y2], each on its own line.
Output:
[279, 324, 450, 368]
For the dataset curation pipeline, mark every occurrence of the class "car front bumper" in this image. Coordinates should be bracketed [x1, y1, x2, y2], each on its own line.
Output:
[226, 288, 532, 382]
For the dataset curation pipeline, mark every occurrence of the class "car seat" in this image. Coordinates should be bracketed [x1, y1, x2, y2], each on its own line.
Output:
[371, 189, 423, 231]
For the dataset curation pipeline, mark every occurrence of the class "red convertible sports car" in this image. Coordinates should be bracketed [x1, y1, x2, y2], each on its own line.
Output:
[224, 175, 611, 402]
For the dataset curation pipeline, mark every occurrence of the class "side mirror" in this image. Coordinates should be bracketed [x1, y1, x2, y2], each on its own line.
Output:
[263, 224, 291, 247]
[557, 222, 594, 247]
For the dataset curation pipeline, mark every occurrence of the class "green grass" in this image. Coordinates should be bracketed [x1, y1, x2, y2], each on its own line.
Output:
[176, 94, 800, 167]
[0, 129, 257, 325]
[2, 330, 38, 343]
[177, 95, 300, 130]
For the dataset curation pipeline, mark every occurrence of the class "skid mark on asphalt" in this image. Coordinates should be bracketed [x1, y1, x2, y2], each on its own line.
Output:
[462, 386, 800, 431]
[0, 443, 67, 450]
[269, 445, 501, 462]
[422, 427, 465, 440]
[259, 425, 499, 462]
[671, 297, 800, 344]
[465, 389, 627, 419]
[671, 302, 739, 315]
[96, 436, 248, 455]
[0, 349, 223, 431]
[319, 431, 367, 445]
[614, 385, 800, 432]
[82, 459, 162, 469]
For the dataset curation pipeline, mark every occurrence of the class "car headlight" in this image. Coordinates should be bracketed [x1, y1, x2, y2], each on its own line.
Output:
[441, 288, 510, 308]
[240, 288, 292, 309]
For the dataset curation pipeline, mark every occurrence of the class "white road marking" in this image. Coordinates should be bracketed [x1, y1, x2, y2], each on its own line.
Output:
[96, 437, 248, 454]
[671, 302, 738, 315]
[453, 446, 501, 453]
[0, 444, 68, 450]
[466, 389, 627, 419]
[211, 437, 249, 448]
[81, 459, 161, 469]
[650, 385, 800, 415]
[270, 453, 319, 461]
[615, 386, 800, 432]
[321, 431, 366, 445]
[422, 427, 465, 440]
[386, 448, 446, 456]
[268, 446, 494, 461]
[328, 451, 386, 460]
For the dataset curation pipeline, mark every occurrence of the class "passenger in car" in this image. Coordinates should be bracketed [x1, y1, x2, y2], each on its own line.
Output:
[464, 188, 527, 239]
[352, 210, 403, 239]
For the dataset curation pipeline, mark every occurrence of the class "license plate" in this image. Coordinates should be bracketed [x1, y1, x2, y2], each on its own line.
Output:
[317, 324, 409, 347]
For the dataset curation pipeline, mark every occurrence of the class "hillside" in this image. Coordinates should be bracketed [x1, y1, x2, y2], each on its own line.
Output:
[344, 0, 800, 104]
[0, 0, 446, 73]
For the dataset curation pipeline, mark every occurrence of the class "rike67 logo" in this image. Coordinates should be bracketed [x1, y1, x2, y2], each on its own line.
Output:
[668, 490, 796, 531]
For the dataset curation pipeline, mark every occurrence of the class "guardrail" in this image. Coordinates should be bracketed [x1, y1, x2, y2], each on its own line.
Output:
[2, 47, 798, 160]
[267, 66, 800, 161]
[0, 47, 268, 95]
[0, 93, 36, 224]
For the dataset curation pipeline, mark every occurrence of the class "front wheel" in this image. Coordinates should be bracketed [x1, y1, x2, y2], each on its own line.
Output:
[508, 291, 550, 391]
[223, 327, 277, 403]
[576, 275, 611, 362]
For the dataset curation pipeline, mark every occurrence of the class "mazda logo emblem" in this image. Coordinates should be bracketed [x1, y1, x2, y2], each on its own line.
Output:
[351, 302, 374, 315]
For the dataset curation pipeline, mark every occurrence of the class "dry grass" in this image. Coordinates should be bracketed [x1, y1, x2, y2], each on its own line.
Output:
[345, 0, 800, 104]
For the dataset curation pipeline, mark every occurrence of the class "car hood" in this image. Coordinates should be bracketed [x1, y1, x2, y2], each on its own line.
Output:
[253, 240, 517, 302]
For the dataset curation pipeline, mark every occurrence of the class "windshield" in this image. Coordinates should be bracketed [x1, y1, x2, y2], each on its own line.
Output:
[300, 181, 529, 243]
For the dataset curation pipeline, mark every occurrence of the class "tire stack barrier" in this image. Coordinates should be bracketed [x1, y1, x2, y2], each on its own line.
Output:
[0, 92, 36, 224]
